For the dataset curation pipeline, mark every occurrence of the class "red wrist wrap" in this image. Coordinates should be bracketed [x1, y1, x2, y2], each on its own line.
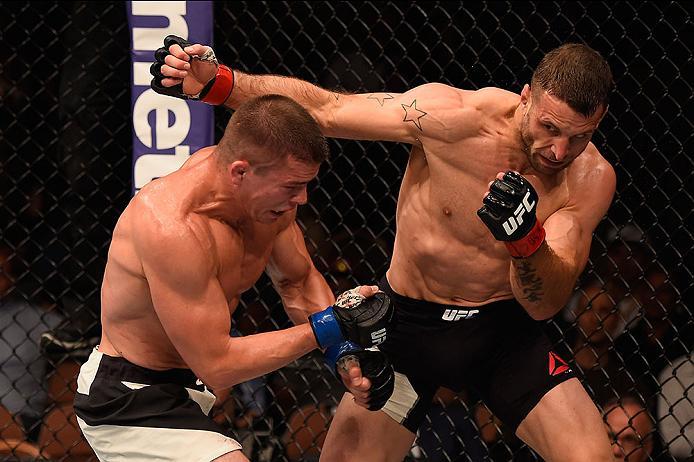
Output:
[201, 65, 234, 105]
[505, 219, 546, 258]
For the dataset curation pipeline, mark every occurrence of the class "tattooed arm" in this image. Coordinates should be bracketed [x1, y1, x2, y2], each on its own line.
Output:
[226, 73, 468, 144]
[159, 41, 470, 144]
[510, 147, 616, 319]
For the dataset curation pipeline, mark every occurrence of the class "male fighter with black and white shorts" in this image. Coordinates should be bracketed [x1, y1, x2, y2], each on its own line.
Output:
[73, 95, 395, 461]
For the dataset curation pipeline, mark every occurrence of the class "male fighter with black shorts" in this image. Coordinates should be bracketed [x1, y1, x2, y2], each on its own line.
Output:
[154, 40, 617, 461]
[73, 95, 395, 461]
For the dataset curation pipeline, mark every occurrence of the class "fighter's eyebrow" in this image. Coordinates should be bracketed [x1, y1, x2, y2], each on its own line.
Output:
[540, 117, 593, 137]
[285, 180, 310, 186]
[539, 117, 559, 128]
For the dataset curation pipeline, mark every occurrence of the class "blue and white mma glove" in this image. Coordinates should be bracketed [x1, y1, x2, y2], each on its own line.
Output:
[324, 341, 395, 411]
[309, 287, 393, 349]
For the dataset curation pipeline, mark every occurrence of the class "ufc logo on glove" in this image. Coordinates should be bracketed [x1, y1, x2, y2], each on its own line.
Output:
[477, 171, 546, 258]
[502, 191, 537, 236]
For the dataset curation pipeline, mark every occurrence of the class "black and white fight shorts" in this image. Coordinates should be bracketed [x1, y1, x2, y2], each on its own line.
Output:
[376, 275, 577, 433]
[74, 347, 241, 461]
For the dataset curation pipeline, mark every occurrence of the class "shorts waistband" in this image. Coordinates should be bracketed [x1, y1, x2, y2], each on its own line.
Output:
[96, 352, 202, 389]
[378, 274, 519, 321]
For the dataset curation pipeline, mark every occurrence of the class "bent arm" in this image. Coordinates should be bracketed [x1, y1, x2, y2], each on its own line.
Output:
[510, 212, 587, 319]
[511, 159, 616, 319]
[137, 217, 319, 390]
[266, 221, 335, 325]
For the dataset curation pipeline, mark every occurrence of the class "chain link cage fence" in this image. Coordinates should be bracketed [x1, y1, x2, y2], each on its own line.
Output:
[0, 1, 691, 461]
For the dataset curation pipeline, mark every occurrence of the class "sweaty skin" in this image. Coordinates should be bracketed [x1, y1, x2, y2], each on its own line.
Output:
[384, 87, 613, 309]
[159, 49, 614, 319]
[238, 83, 614, 318]
[98, 147, 355, 390]
[158, 46, 617, 461]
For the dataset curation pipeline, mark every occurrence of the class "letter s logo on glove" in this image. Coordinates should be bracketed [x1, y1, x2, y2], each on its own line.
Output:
[333, 288, 393, 347]
[370, 328, 387, 345]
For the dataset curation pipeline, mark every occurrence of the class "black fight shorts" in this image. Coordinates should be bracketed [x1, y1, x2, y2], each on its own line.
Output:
[377, 276, 576, 433]
[74, 348, 241, 461]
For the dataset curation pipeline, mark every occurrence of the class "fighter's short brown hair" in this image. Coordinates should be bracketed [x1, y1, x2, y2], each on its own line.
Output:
[531, 43, 614, 117]
[218, 94, 329, 167]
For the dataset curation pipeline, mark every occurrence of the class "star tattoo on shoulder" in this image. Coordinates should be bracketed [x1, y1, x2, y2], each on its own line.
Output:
[367, 93, 394, 107]
[401, 99, 427, 131]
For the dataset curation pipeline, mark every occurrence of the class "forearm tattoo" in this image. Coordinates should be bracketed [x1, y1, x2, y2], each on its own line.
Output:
[515, 260, 544, 303]
[367, 93, 394, 106]
[401, 99, 427, 131]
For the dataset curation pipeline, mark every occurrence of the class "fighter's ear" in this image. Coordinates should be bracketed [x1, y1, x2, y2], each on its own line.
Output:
[520, 84, 531, 105]
[229, 160, 249, 185]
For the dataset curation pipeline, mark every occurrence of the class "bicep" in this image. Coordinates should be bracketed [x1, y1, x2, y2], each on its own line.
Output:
[266, 222, 313, 288]
[266, 222, 333, 320]
[543, 174, 615, 276]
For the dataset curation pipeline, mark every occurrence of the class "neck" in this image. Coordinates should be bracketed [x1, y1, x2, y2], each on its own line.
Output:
[190, 154, 247, 226]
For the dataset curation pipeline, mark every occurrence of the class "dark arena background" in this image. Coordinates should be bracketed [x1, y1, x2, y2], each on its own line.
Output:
[1, 1, 692, 461]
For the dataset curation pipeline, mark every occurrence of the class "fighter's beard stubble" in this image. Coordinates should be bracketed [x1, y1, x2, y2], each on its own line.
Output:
[518, 112, 541, 172]
[518, 117, 563, 175]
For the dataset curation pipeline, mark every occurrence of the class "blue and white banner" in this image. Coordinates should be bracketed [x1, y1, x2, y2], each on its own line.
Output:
[127, 1, 214, 193]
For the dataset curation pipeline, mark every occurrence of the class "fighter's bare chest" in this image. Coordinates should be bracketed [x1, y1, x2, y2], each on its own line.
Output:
[421, 140, 566, 225]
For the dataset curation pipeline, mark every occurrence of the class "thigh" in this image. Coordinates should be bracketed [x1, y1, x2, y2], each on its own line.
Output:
[516, 378, 613, 462]
[320, 393, 415, 462]
[478, 303, 577, 432]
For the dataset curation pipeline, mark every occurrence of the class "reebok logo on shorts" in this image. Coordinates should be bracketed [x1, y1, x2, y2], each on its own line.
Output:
[548, 351, 571, 376]
[442, 308, 479, 321]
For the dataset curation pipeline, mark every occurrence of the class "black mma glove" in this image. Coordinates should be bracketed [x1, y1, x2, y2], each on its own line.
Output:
[477, 171, 546, 258]
[324, 341, 395, 411]
[309, 287, 393, 349]
[150, 35, 234, 105]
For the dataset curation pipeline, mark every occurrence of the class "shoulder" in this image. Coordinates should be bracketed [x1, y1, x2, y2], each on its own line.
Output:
[405, 84, 514, 141]
[567, 144, 616, 193]
[131, 181, 185, 243]
[405, 84, 514, 112]
[130, 185, 230, 273]
[469, 87, 521, 119]
[565, 143, 616, 208]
